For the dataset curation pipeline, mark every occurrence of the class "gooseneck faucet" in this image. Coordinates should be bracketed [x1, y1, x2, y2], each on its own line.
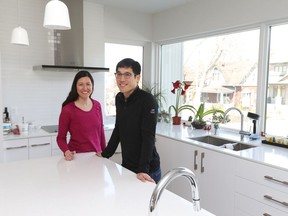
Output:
[223, 107, 250, 140]
[149, 167, 201, 216]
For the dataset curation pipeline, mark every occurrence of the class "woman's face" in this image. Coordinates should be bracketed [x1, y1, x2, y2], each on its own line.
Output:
[76, 76, 93, 99]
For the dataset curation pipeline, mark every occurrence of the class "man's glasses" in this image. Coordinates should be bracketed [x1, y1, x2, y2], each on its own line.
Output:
[114, 72, 135, 79]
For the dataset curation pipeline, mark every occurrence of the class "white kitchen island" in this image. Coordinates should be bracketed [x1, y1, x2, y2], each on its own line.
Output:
[0, 152, 214, 216]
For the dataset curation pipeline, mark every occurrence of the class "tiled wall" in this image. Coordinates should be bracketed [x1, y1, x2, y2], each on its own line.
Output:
[0, 0, 105, 126]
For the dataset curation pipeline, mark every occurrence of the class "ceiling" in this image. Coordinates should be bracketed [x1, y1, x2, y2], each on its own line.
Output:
[90, 0, 196, 14]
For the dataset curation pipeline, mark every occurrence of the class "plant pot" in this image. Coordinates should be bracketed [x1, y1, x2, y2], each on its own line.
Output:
[172, 116, 181, 125]
[192, 121, 206, 129]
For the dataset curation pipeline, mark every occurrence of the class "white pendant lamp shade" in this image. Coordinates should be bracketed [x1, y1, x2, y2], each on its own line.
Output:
[10, 26, 29, 46]
[43, 0, 71, 30]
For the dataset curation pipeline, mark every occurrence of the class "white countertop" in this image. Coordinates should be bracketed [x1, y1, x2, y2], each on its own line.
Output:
[2, 124, 115, 140]
[0, 153, 214, 216]
[3, 122, 288, 171]
[156, 122, 288, 171]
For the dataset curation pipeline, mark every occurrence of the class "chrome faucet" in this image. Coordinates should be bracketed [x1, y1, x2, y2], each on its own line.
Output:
[149, 167, 201, 216]
[223, 107, 250, 140]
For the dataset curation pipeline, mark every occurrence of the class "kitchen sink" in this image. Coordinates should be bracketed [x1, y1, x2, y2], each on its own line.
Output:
[41, 125, 58, 133]
[188, 136, 256, 151]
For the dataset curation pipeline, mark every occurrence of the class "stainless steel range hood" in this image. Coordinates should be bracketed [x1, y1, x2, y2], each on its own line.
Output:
[34, 0, 109, 72]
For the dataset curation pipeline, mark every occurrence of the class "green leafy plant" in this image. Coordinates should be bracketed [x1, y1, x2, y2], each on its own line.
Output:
[142, 83, 169, 122]
[192, 103, 224, 129]
[168, 80, 195, 117]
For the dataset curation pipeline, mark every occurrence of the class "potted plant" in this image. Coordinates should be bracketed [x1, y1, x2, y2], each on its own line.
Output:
[212, 110, 230, 134]
[143, 82, 168, 122]
[192, 103, 224, 129]
[168, 80, 195, 125]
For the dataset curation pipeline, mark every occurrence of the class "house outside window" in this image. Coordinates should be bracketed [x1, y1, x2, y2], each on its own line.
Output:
[266, 23, 288, 136]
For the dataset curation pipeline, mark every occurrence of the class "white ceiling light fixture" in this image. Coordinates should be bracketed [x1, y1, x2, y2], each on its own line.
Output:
[43, 0, 71, 30]
[10, 0, 29, 46]
[11, 27, 29, 46]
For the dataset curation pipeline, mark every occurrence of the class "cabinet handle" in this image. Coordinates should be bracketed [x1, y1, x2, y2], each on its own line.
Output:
[31, 142, 50, 147]
[264, 175, 288, 186]
[263, 213, 272, 216]
[201, 152, 205, 173]
[6, 145, 27, 150]
[194, 150, 198, 171]
[264, 195, 288, 207]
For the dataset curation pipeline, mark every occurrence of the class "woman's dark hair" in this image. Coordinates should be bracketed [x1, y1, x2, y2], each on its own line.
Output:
[116, 58, 141, 75]
[62, 70, 94, 107]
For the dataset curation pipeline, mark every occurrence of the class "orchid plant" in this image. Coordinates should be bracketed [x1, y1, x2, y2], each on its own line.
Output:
[168, 80, 195, 117]
[211, 109, 230, 133]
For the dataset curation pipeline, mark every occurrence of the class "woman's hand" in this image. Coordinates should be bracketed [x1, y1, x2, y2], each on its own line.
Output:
[96, 152, 102, 157]
[137, 173, 155, 183]
[64, 150, 76, 161]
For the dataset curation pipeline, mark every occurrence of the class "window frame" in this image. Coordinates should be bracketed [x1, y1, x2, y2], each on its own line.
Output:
[156, 19, 288, 135]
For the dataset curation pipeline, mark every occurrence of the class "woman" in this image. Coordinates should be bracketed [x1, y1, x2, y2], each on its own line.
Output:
[57, 70, 106, 160]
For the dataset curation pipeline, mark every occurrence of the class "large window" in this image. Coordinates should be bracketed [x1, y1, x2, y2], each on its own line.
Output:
[105, 43, 143, 115]
[161, 29, 260, 131]
[266, 24, 288, 136]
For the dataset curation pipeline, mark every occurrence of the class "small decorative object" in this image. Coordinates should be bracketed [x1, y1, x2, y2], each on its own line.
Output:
[213, 122, 220, 135]
[168, 80, 195, 125]
[182, 116, 193, 126]
[203, 124, 212, 131]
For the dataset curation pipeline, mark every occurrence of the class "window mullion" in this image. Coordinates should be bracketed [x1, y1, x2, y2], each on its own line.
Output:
[257, 24, 271, 133]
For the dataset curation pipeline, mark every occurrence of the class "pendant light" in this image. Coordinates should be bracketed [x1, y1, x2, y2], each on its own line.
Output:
[43, 0, 71, 30]
[10, 0, 29, 46]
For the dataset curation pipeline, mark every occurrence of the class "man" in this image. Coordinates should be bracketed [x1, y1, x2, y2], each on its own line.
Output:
[99, 58, 161, 183]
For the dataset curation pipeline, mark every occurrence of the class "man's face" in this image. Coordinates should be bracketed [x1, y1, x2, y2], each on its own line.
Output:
[115, 67, 140, 98]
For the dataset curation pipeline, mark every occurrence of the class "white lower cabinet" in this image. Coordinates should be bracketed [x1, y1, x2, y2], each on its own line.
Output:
[3, 139, 29, 162]
[105, 129, 122, 164]
[29, 137, 51, 159]
[235, 158, 288, 216]
[51, 135, 63, 156]
[156, 135, 235, 216]
[3, 136, 52, 162]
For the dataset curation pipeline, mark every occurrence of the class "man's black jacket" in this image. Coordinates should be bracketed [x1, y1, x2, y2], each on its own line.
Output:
[102, 86, 160, 174]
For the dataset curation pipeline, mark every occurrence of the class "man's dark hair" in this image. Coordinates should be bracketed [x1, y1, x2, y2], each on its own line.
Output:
[116, 58, 141, 75]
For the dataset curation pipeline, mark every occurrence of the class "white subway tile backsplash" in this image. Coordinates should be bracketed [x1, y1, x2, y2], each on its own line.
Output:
[0, 1, 106, 126]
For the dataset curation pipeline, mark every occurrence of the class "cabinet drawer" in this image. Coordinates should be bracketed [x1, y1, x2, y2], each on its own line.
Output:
[236, 159, 288, 194]
[3, 139, 29, 162]
[51, 136, 62, 156]
[235, 192, 287, 216]
[3, 139, 28, 149]
[51, 135, 58, 149]
[29, 137, 51, 159]
[236, 176, 288, 213]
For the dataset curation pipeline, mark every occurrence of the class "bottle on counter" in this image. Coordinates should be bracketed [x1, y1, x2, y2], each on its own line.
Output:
[3, 107, 10, 123]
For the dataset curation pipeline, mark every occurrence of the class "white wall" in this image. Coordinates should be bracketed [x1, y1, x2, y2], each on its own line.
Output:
[152, 0, 288, 42]
[104, 6, 152, 44]
[3, 0, 286, 127]
[0, 0, 152, 126]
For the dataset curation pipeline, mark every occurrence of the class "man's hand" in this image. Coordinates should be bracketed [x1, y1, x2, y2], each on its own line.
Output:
[137, 172, 155, 183]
